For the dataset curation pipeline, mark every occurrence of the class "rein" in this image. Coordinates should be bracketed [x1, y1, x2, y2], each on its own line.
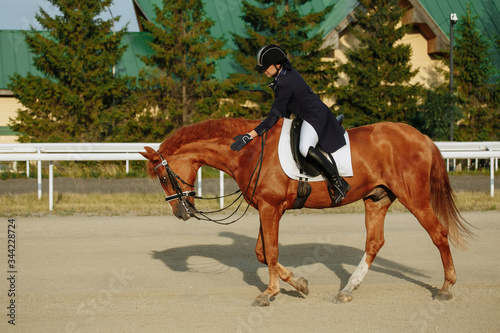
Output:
[153, 133, 267, 225]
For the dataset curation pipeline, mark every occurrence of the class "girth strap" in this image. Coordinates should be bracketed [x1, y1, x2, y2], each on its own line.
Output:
[293, 178, 312, 209]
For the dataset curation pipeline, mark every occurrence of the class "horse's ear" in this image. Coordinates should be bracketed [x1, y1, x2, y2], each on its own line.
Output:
[139, 146, 158, 161]
[144, 146, 157, 154]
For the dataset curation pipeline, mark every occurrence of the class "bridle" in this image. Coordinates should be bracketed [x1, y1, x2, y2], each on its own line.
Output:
[153, 154, 196, 214]
[152, 133, 267, 225]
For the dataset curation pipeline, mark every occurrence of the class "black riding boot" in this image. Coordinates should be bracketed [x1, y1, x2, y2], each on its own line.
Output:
[305, 147, 351, 204]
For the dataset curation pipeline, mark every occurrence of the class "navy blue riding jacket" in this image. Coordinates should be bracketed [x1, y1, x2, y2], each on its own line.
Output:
[253, 68, 346, 153]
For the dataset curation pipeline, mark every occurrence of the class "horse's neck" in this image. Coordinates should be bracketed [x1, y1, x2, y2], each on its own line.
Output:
[166, 119, 272, 179]
[177, 140, 237, 176]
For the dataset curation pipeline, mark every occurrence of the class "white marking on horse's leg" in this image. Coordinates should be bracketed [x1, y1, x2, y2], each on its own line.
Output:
[341, 253, 370, 294]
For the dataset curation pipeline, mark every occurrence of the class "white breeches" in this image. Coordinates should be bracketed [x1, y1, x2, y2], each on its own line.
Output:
[299, 120, 319, 158]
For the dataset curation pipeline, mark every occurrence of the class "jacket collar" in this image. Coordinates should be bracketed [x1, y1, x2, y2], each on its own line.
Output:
[267, 68, 287, 91]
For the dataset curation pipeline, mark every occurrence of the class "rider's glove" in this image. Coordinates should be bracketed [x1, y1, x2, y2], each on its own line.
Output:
[231, 133, 253, 151]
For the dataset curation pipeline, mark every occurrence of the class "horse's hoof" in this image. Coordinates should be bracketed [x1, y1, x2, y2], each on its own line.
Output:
[434, 290, 453, 301]
[297, 277, 309, 296]
[333, 292, 352, 304]
[252, 296, 271, 307]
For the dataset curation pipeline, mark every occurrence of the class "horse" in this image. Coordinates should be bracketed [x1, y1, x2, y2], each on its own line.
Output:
[139, 118, 473, 307]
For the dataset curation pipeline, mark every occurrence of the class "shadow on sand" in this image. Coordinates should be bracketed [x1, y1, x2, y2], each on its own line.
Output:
[152, 231, 439, 298]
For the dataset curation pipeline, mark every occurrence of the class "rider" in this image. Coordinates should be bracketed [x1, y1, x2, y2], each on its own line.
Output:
[230, 44, 350, 203]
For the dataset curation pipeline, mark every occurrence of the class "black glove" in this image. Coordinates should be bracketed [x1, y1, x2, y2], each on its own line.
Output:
[231, 133, 253, 151]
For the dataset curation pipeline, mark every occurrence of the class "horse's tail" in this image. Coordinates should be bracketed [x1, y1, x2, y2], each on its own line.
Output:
[429, 141, 474, 249]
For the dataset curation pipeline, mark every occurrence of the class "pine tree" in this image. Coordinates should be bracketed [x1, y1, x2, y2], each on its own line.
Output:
[412, 85, 454, 141]
[8, 0, 135, 142]
[136, 0, 229, 134]
[229, 0, 338, 118]
[453, 6, 499, 141]
[335, 0, 422, 127]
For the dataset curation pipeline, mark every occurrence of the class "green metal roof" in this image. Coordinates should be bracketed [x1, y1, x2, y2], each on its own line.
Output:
[419, 0, 500, 66]
[115, 32, 153, 78]
[135, 0, 499, 78]
[420, 0, 499, 38]
[0, 30, 153, 89]
[0, 126, 17, 136]
[134, 0, 357, 42]
[134, 0, 349, 38]
[133, 0, 355, 80]
[0, 30, 44, 89]
[198, 0, 246, 80]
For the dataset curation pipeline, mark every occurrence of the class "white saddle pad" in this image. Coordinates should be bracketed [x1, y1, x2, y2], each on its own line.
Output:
[278, 118, 354, 182]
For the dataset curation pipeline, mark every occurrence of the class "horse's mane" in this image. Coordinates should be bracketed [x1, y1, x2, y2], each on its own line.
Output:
[159, 118, 259, 155]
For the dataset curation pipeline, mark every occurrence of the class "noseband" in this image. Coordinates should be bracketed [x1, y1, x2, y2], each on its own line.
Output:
[153, 155, 195, 216]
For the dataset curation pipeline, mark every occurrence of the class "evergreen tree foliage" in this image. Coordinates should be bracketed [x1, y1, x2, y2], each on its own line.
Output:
[229, 0, 338, 119]
[412, 86, 458, 141]
[135, 0, 230, 136]
[335, 0, 422, 128]
[8, 0, 135, 142]
[452, 7, 499, 141]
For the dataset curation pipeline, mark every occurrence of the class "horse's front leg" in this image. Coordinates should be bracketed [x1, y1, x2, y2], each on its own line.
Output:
[253, 205, 309, 307]
[255, 228, 310, 303]
[253, 211, 280, 306]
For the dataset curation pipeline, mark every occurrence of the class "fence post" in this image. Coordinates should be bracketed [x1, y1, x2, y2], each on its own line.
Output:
[49, 161, 54, 211]
[220, 170, 224, 209]
[197, 167, 202, 197]
[37, 148, 42, 199]
[487, 147, 494, 197]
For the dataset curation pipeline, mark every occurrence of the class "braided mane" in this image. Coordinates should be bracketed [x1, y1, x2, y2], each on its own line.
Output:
[158, 118, 260, 155]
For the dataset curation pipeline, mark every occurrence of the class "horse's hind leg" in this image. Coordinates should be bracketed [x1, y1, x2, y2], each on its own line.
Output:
[336, 192, 394, 303]
[406, 205, 456, 300]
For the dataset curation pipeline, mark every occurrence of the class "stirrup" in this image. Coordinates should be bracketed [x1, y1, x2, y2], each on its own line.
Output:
[328, 179, 350, 204]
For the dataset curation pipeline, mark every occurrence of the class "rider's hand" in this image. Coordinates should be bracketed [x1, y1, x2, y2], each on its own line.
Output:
[231, 133, 253, 151]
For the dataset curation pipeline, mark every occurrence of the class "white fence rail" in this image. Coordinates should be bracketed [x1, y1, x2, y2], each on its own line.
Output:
[1, 142, 499, 210]
[436, 142, 500, 199]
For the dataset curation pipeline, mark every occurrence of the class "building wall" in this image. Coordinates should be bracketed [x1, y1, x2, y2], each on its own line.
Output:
[400, 28, 447, 87]
[0, 135, 16, 144]
[0, 96, 20, 143]
[335, 27, 447, 88]
[336, 29, 360, 86]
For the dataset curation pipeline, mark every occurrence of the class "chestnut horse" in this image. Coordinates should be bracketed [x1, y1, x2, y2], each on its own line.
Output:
[140, 118, 472, 306]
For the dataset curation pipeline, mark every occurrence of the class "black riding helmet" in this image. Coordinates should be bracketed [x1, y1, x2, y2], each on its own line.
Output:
[254, 44, 288, 72]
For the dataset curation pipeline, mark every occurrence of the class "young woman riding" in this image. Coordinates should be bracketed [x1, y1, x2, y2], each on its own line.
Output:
[231, 44, 350, 203]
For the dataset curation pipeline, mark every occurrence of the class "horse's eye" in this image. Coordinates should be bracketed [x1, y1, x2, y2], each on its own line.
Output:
[162, 176, 167, 183]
